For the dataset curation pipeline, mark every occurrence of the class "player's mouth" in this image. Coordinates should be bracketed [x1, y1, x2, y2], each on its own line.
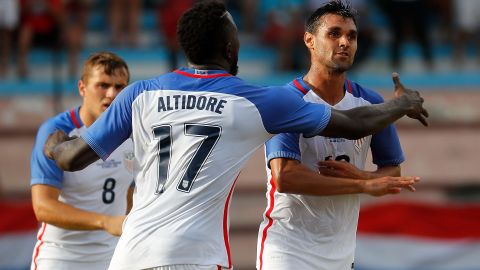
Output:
[102, 103, 111, 110]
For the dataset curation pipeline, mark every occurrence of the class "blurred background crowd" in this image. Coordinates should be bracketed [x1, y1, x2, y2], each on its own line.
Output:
[0, 1, 479, 270]
[0, 0, 479, 83]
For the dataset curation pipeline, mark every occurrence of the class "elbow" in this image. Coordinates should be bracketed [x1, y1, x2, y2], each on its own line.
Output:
[272, 171, 293, 194]
[32, 202, 49, 223]
[55, 153, 87, 171]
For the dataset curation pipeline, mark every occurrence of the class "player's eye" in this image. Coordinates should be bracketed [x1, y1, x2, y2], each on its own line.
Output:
[329, 31, 340, 38]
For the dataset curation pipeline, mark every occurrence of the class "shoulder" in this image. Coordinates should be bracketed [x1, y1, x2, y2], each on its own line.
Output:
[348, 80, 384, 104]
[38, 110, 77, 136]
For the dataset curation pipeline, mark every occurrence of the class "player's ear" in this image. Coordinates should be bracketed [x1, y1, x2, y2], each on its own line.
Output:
[304, 32, 314, 50]
[225, 42, 233, 60]
[78, 79, 86, 97]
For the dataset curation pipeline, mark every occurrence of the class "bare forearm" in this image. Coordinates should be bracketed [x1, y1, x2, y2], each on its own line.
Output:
[34, 199, 108, 231]
[323, 98, 409, 139]
[276, 163, 365, 196]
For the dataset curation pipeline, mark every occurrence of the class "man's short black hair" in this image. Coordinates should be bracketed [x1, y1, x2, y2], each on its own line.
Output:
[306, 0, 357, 33]
[177, 0, 231, 65]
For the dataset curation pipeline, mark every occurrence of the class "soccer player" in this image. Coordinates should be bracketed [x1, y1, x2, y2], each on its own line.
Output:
[30, 52, 134, 270]
[43, 1, 427, 270]
[256, 2, 413, 270]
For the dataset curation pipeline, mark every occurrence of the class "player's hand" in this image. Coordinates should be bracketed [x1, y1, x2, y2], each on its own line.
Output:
[318, 160, 369, 180]
[44, 130, 69, 160]
[392, 72, 429, 126]
[362, 176, 420, 196]
[104, 215, 126, 236]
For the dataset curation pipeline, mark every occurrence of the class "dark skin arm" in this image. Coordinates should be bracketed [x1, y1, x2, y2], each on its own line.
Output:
[45, 73, 427, 172]
[319, 73, 428, 140]
[271, 158, 418, 196]
[44, 131, 99, 171]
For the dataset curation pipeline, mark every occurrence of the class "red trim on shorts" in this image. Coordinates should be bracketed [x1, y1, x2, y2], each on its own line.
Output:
[258, 177, 277, 270]
[70, 108, 81, 128]
[222, 174, 239, 269]
[174, 69, 232, 78]
[293, 78, 308, 95]
[32, 223, 47, 270]
[346, 79, 353, 94]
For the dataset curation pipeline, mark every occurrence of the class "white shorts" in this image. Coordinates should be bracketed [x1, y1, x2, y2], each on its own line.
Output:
[31, 258, 110, 270]
[0, 0, 19, 29]
[145, 265, 230, 270]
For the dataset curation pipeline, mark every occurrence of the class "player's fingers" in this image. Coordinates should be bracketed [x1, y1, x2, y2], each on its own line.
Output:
[422, 108, 429, 118]
[404, 185, 416, 192]
[318, 168, 337, 176]
[417, 115, 428, 126]
[392, 72, 404, 89]
[318, 160, 341, 168]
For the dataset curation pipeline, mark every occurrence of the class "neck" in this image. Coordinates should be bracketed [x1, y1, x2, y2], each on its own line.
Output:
[188, 60, 229, 73]
[78, 106, 95, 128]
[303, 63, 346, 105]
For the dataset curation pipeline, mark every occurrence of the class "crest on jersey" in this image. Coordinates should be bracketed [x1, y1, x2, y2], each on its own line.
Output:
[182, 180, 189, 189]
[354, 137, 367, 152]
[123, 151, 135, 173]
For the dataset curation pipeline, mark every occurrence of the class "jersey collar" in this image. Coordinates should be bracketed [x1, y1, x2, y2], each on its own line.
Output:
[69, 106, 84, 128]
[291, 77, 310, 95]
[174, 67, 233, 79]
[291, 76, 353, 95]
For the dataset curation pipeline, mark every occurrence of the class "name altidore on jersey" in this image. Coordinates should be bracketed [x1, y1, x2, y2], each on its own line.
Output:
[158, 94, 228, 114]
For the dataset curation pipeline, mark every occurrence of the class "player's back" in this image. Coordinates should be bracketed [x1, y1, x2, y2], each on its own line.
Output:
[83, 68, 331, 270]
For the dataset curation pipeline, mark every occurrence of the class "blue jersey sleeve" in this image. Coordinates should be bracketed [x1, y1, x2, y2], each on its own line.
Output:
[371, 125, 404, 166]
[257, 86, 331, 137]
[265, 133, 301, 168]
[30, 121, 64, 189]
[357, 86, 405, 166]
[82, 81, 143, 160]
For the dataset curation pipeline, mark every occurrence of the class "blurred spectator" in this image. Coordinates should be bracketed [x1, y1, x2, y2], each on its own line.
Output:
[307, 0, 374, 68]
[260, 0, 307, 71]
[427, 0, 454, 45]
[378, 0, 433, 70]
[0, 0, 20, 79]
[17, 0, 65, 79]
[64, 0, 90, 79]
[226, 0, 258, 34]
[156, 0, 193, 71]
[452, 0, 480, 67]
[109, 0, 142, 47]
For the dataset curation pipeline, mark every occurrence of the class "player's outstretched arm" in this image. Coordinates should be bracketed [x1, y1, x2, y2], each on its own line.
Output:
[320, 73, 429, 140]
[271, 158, 418, 196]
[31, 184, 126, 236]
[44, 130, 99, 171]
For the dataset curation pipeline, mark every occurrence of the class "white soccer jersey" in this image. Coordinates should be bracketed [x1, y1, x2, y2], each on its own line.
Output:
[81, 68, 334, 269]
[30, 107, 134, 269]
[257, 78, 404, 270]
